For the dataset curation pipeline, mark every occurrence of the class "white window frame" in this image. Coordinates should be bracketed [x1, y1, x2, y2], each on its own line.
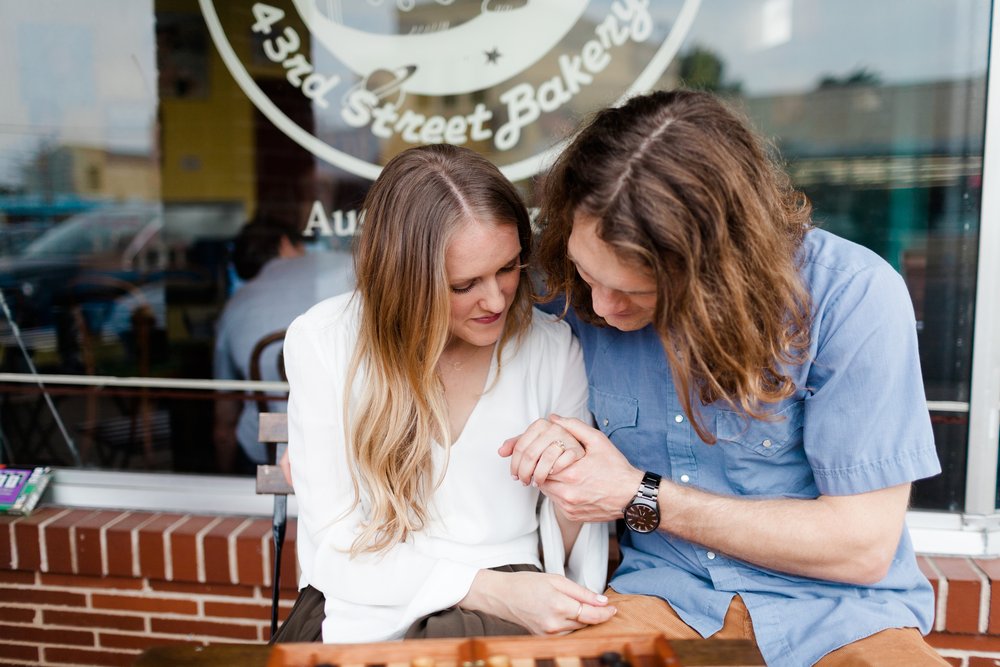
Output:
[905, 0, 1000, 558]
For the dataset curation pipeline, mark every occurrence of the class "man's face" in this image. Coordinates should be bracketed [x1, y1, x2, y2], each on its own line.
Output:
[567, 213, 658, 332]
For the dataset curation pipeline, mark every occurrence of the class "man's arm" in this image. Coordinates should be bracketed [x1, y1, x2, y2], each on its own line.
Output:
[512, 416, 909, 586]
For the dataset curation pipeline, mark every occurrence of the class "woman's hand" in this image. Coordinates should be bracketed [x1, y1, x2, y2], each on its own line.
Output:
[503, 416, 642, 524]
[499, 416, 586, 486]
[460, 569, 615, 635]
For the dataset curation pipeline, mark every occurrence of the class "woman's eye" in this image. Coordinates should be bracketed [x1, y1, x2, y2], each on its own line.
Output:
[450, 283, 474, 294]
[498, 262, 519, 274]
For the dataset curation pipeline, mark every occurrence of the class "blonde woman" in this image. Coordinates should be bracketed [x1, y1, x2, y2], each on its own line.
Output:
[275, 144, 612, 643]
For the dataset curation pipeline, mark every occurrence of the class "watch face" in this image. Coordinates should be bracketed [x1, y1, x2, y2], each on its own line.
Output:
[624, 503, 659, 533]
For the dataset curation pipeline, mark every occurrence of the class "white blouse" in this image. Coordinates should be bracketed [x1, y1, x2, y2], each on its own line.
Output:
[284, 293, 608, 643]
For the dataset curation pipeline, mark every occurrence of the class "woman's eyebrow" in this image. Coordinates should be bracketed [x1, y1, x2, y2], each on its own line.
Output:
[450, 251, 523, 283]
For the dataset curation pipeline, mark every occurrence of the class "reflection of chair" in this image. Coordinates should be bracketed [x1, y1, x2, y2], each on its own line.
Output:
[256, 412, 293, 639]
[57, 275, 166, 467]
[249, 329, 287, 462]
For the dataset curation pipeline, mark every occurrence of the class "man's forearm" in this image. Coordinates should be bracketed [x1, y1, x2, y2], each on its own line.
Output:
[657, 480, 910, 585]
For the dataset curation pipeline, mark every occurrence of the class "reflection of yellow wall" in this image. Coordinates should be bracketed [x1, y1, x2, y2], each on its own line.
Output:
[60, 145, 160, 200]
[156, 0, 253, 214]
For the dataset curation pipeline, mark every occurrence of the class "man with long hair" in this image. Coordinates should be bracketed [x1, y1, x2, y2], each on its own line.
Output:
[503, 90, 945, 666]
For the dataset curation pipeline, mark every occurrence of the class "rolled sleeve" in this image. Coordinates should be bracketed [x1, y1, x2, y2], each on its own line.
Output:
[803, 263, 940, 495]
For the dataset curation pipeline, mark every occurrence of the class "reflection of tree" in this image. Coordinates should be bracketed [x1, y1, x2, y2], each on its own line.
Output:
[677, 46, 742, 94]
[817, 67, 882, 90]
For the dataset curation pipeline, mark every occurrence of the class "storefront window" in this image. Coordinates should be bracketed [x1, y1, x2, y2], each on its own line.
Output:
[0, 1, 992, 513]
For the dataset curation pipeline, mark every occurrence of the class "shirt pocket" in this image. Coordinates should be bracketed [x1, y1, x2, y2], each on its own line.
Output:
[588, 387, 638, 438]
[715, 401, 814, 496]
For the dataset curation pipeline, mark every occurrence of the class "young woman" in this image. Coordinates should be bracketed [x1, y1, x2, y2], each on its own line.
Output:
[275, 144, 612, 643]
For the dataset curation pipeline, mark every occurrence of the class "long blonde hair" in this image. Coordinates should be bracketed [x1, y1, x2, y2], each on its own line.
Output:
[347, 144, 533, 555]
[538, 90, 812, 443]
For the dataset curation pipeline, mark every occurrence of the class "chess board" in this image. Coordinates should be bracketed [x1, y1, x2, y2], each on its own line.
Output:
[268, 633, 762, 667]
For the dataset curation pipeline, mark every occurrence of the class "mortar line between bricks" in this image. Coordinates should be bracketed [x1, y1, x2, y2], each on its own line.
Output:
[37, 508, 72, 574]
[967, 558, 991, 634]
[6, 520, 17, 570]
[68, 522, 79, 575]
[161, 515, 189, 582]
[195, 517, 223, 584]
[260, 531, 271, 588]
[128, 513, 159, 579]
[228, 518, 254, 585]
[935, 646, 998, 661]
[99, 511, 132, 577]
[923, 556, 947, 632]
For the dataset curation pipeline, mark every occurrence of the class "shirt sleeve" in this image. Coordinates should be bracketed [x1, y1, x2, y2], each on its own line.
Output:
[284, 313, 480, 642]
[212, 309, 238, 381]
[537, 318, 609, 592]
[803, 263, 941, 495]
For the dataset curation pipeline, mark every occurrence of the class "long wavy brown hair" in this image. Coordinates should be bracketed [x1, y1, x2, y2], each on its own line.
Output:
[537, 90, 812, 443]
[347, 144, 533, 555]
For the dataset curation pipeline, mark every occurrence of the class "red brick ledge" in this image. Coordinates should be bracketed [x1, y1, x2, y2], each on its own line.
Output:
[0, 507, 298, 589]
[2, 507, 1000, 666]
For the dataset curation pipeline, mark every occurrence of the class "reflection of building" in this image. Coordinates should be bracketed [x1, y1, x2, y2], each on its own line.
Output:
[745, 79, 984, 405]
[21, 144, 160, 201]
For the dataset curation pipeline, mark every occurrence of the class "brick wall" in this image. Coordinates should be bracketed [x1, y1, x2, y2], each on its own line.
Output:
[2, 506, 1000, 666]
[0, 507, 298, 666]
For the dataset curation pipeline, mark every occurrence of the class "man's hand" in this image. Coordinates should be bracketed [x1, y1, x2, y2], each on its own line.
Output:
[500, 415, 643, 523]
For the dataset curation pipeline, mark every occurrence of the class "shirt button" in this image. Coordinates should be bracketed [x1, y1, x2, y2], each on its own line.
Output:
[762, 439, 773, 448]
[674, 414, 684, 423]
[602, 418, 609, 427]
[706, 552, 716, 560]
[679, 474, 690, 483]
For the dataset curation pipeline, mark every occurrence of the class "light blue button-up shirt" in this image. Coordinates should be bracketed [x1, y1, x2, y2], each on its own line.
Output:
[546, 229, 941, 666]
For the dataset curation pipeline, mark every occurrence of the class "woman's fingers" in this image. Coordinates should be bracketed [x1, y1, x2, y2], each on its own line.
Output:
[507, 419, 551, 483]
[573, 602, 618, 627]
[502, 419, 588, 486]
[532, 441, 583, 485]
[517, 428, 583, 485]
[547, 446, 584, 478]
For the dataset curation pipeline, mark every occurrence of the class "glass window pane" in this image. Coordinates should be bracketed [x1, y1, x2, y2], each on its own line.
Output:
[0, 1, 989, 513]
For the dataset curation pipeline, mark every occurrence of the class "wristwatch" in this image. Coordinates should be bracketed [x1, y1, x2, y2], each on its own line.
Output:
[623, 471, 662, 533]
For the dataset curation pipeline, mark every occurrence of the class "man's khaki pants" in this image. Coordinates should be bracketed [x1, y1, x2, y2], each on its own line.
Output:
[571, 589, 947, 666]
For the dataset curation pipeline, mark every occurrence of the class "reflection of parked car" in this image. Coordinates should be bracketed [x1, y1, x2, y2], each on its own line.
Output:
[0, 203, 167, 334]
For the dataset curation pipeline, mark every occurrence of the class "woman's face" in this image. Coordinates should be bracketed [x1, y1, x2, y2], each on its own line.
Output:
[444, 220, 522, 351]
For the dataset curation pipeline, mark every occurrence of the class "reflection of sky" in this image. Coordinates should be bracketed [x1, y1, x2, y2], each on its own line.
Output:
[652, 0, 990, 95]
[0, 0, 991, 184]
[0, 1, 157, 185]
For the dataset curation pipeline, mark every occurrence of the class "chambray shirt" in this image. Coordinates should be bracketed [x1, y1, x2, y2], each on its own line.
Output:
[546, 229, 941, 666]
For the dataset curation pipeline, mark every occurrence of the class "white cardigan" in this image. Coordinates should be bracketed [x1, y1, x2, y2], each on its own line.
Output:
[284, 293, 608, 643]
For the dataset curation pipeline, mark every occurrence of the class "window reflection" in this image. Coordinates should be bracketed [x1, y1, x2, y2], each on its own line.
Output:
[0, 0, 989, 513]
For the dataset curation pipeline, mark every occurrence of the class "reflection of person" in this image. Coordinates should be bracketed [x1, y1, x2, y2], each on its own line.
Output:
[504, 91, 945, 666]
[276, 145, 612, 643]
[212, 217, 353, 473]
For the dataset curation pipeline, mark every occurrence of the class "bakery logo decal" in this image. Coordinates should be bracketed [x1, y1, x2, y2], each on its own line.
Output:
[200, 0, 699, 233]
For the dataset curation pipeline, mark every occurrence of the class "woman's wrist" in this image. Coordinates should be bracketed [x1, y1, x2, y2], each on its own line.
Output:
[459, 569, 503, 615]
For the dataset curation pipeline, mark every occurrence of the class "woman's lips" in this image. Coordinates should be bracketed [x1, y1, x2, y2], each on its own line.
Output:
[473, 313, 502, 324]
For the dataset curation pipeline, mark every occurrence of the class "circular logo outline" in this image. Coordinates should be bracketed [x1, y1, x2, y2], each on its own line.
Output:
[199, 0, 702, 182]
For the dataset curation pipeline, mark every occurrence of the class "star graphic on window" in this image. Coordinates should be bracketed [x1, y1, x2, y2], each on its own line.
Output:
[485, 47, 502, 64]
